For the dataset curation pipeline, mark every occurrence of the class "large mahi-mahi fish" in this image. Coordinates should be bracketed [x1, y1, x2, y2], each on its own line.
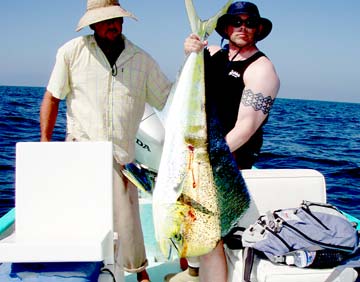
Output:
[153, 0, 250, 259]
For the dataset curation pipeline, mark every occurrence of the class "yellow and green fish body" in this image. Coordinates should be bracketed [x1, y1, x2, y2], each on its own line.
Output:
[153, 0, 247, 259]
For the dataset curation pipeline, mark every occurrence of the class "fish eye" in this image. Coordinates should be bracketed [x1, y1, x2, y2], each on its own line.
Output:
[174, 233, 182, 241]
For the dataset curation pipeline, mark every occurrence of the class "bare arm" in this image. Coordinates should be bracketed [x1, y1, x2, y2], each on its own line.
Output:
[225, 57, 280, 152]
[184, 34, 280, 152]
[40, 90, 60, 141]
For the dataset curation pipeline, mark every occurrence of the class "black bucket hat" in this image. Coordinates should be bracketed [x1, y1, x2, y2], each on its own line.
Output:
[215, 1, 272, 41]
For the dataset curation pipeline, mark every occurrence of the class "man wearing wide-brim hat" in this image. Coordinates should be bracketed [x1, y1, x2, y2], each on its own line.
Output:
[165, 2, 280, 282]
[40, 1, 172, 281]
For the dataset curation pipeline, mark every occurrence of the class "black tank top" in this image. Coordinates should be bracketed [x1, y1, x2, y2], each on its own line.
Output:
[204, 48, 267, 168]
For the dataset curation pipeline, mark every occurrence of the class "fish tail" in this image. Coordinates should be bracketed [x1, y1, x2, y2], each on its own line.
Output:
[185, 0, 201, 35]
[185, 0, 233, 40]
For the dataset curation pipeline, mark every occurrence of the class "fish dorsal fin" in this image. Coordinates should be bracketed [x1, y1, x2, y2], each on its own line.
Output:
[185, 0, 233, 40]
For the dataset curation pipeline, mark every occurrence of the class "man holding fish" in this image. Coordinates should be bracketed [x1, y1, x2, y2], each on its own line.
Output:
[165, 1, 280, 282]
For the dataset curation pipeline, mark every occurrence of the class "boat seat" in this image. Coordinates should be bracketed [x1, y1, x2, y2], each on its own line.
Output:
[226, 169, 358, 282]
[0, 142, 114, 265]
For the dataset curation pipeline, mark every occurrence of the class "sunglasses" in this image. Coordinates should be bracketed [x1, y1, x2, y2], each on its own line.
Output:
[228, 17, 259, 29]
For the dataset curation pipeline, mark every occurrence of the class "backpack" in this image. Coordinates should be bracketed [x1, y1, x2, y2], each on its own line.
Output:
[224, 200, 360, 282]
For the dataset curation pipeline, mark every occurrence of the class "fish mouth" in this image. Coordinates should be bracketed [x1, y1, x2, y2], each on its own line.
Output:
[159, 237, 182, 260]
[159, 194, 217, 258]
[170, 238, 180, 253]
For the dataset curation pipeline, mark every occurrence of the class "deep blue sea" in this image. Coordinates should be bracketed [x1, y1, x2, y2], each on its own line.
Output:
[0, 85, 359, 218]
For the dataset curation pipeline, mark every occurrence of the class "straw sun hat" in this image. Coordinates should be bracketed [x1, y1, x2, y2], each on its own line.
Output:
[76, 0, 137, 31]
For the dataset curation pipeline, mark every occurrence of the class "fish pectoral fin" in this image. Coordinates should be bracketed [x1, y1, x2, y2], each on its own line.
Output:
[178, 193, 215, 216]
[185, 0, 233, 40]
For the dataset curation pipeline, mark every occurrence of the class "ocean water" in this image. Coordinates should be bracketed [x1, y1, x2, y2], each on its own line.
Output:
[0, 85, 359, 219]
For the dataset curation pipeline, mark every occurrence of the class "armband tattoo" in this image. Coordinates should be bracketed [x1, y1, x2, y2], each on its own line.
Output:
[242, 89, 275, 114]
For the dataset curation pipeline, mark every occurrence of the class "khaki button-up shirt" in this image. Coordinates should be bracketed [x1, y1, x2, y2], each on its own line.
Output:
[47, 35, 172, 164]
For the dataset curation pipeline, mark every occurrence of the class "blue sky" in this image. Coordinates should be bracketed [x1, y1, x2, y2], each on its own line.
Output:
[1, 0, 359, 103]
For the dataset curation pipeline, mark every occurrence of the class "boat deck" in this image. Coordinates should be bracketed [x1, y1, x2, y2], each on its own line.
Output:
[124, 196, 182, 281]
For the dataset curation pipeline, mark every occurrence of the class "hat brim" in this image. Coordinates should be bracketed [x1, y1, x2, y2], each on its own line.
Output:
[76, 5, 137, 32]
[215, 14, 272, 41]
